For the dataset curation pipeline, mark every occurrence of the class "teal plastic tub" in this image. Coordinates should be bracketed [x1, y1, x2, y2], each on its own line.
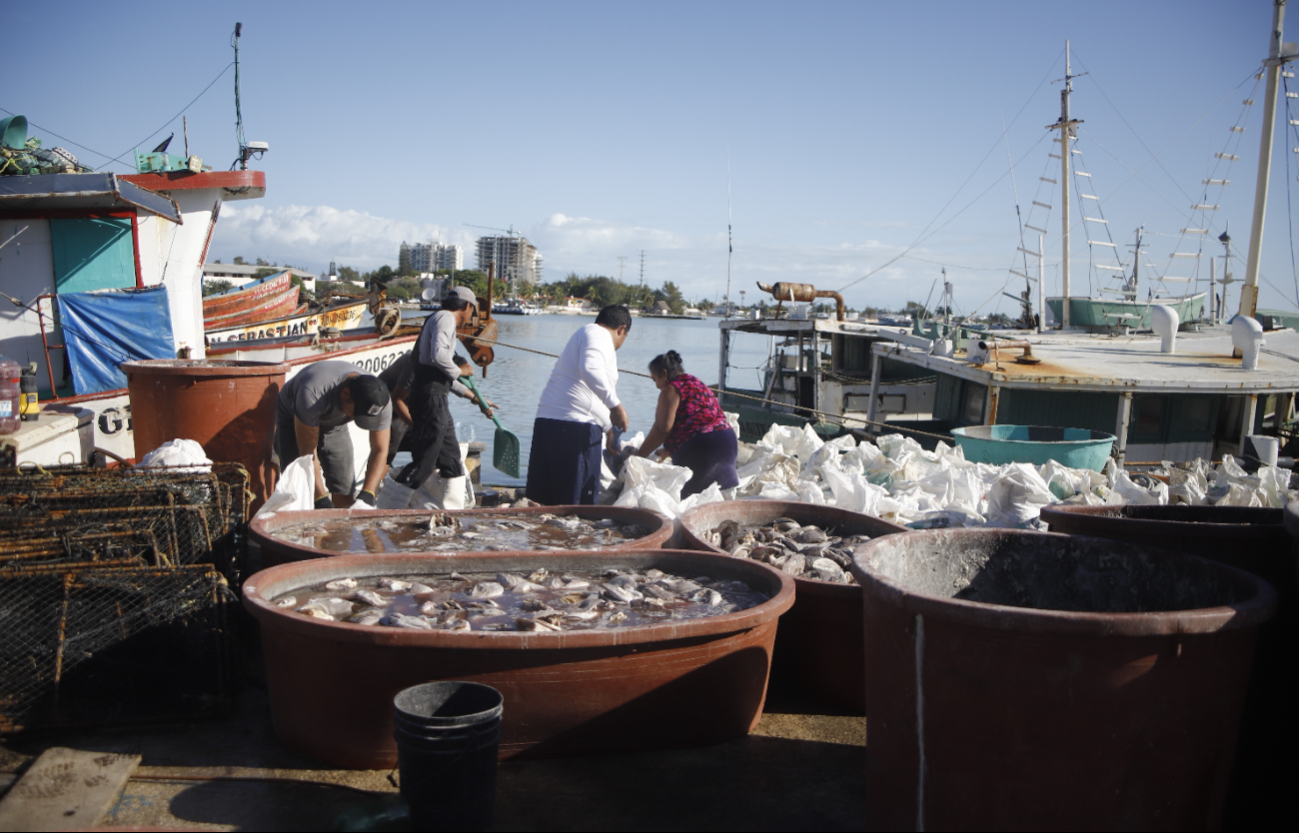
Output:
[950, 425, 1116, 471]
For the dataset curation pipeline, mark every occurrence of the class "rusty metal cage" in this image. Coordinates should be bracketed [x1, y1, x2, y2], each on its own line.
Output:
[0, 464, 251, 733]
[0, 564, 235, 733]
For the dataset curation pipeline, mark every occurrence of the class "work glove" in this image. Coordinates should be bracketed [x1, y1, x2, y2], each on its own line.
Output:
[354, 489, 378, 510]
[314, 495, 333, 510]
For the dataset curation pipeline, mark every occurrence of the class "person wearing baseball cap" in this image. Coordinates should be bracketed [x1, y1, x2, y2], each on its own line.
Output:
[395, 285, 493, 509]
[273, 360, 392, 509]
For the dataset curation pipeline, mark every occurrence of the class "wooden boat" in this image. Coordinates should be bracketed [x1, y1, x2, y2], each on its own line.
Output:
[203, 285, 302, 330]
[202, 269, 293, 324]
[206, 300, 369, 345]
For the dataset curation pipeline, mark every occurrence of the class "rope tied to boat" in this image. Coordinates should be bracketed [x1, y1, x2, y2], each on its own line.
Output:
[457, 333, 957, 443]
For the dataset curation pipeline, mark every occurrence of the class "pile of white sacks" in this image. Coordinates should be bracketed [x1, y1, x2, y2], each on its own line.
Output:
[601, 419, 1299, 528]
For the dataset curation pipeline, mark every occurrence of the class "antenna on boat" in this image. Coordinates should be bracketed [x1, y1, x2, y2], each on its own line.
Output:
[1049, 40, 1086, 328]
[725, 148, 733, 319]
[1241, 0, 1296, 323]
[233, 23, 246, 169]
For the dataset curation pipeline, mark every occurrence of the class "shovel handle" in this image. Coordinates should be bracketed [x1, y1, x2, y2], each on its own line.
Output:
[461, 375, 504, 429]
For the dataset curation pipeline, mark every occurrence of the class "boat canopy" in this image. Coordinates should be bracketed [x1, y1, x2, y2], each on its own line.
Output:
[0, 172, 182, 223]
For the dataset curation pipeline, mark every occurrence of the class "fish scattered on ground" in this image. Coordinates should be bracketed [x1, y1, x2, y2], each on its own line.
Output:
[273, 567, 770, 631]
[704, 518, 869, 585]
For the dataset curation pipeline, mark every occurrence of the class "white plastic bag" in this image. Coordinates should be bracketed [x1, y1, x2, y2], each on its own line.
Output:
[410, 443, 471, 510]
[138, 438, 212, 473]
[255, 454, 316, 519]
[376, 472, 416, 509]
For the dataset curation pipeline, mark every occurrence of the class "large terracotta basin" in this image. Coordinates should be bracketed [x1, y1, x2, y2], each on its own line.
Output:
[853, 528, 1276, 831]
[1039, 502, 1297, 829]
[251, 505, 675, 567]
[242, 549, 794, 768]
[678, 500, 909, 711]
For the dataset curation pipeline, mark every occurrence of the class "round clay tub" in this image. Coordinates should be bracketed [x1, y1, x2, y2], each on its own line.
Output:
[678, 500, 909, 711]
[1041, 503, 1298, 828]
[124, 359, 288, 510]
[251, 505, 675, 567]
[851, 529, 1277, 832]
[242, 548, 794, 768]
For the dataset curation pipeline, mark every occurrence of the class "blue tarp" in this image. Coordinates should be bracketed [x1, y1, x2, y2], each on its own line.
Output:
[57, 285, 175, 394]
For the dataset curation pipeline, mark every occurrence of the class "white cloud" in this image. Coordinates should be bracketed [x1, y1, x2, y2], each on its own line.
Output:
[210, 204, 476, 272]
[207, 202, 994, 310]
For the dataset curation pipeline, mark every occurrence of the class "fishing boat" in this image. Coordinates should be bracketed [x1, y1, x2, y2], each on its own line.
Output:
[201, 268, 295, 326]
[0, 27, 501, 471]
[205, 298, 368, 345]
[864, 8, 1299, 464]
[492, 298, 541, 315]
[716, 282, 938, 442]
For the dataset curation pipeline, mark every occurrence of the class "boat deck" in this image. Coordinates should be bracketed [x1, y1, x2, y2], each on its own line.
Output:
[879, 324, 1299, 394]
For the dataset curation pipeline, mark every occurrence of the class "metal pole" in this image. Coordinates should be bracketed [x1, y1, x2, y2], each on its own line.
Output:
[1200, 257, 1210, 322]
[718, 326, 730, 398]
[1060, 41, 1073, 328]
[1241, 394, 1260, 455]
[1241, 0, 1289, 321]
[1037, 234, 1046, 332]
[984, 385, 1001, 426]
[866, 351, 883, 428]
[1114, 392, 1133, 466]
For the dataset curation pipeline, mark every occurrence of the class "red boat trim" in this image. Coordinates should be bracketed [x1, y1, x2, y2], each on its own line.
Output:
[130, 212, 144, 288]
[197, 200, 221, 272]
[121, 170, 267, 193]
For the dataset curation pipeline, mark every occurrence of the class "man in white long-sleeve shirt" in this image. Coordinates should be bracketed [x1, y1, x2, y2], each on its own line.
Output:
[527, 305, 632, 504]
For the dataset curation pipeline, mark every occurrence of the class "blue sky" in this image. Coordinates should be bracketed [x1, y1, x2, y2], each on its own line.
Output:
[6, 1, 1298, 316]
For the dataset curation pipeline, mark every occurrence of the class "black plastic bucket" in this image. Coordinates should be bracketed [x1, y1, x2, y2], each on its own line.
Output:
[393, 681, 503, 832]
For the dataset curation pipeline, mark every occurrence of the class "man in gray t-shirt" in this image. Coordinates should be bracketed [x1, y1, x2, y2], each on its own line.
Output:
[275, 360, 392, 508]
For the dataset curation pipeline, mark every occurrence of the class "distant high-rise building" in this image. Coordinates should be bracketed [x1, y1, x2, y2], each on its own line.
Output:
[475, 236, 541, 285]
[400, 241, 464, 274]
[433, 244, 462, 272]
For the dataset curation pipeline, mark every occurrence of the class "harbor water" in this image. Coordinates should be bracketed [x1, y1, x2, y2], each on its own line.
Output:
[399, 314, 769, 486]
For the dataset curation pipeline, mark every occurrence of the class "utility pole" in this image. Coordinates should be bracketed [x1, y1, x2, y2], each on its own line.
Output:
[1048, 40, 1085, 328]
[1241, 0, 1291, 322]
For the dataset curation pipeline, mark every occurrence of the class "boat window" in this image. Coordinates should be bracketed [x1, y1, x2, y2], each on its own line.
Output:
[1131, 396, 1167, 442]
[961, 382, 986, 425]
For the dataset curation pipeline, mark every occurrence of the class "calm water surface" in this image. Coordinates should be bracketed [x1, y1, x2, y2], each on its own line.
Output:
[396, 314, 772, 485]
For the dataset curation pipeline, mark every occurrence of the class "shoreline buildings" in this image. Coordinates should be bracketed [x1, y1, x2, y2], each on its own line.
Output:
[400, 241, 463, 274]
[475, 235, 541, 286]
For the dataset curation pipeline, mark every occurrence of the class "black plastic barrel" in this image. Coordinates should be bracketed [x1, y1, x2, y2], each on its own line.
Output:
[393, 681, 503, 832]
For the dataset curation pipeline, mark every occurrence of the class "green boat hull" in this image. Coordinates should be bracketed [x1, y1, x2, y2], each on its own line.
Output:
[1046, 294, 1205, 330]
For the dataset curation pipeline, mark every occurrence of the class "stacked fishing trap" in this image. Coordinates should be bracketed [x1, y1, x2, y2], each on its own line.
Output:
[0, 463, 251, 733]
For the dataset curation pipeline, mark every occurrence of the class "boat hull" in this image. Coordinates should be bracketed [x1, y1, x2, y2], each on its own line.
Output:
[206, 301, 368, 345]
[202, 270, 293, 318]
[1046, 293, 1206, 330]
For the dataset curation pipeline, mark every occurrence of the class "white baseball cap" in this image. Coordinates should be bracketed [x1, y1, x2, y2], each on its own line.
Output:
[449, 286, 478, 308]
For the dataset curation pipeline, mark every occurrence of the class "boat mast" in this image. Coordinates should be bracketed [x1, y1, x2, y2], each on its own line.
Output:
[1049, 41, 1083, 328]
[1241, 0, 1292, 320]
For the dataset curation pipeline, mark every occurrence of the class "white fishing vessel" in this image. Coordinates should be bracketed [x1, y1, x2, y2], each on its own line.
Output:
[870, 5, 1299, 464]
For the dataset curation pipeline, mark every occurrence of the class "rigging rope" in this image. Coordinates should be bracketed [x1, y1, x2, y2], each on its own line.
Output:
[458, 334, 958, 442]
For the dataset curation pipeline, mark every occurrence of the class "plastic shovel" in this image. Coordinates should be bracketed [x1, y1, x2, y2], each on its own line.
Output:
[461, 375, 521, 479]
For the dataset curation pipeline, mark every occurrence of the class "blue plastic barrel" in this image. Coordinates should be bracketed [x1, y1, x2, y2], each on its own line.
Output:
[950, 425, 1116, 471]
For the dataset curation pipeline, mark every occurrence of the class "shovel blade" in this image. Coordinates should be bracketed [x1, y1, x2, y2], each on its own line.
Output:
[494, 427, 522, 479]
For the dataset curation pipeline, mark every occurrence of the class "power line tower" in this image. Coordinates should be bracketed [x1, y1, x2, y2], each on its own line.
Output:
[639, 250, 645, 285]
[618, 256, 627, 282]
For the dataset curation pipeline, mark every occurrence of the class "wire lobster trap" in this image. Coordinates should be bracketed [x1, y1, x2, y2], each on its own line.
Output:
[0, 563, 235, 734]
[0, 463, 252, 582]
[0, 463, 252, 732]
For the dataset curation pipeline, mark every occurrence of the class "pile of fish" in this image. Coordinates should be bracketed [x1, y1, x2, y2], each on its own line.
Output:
[272, 512, 652, 554]
[272, 567, 770, 632]
[705, 518, 868, 584]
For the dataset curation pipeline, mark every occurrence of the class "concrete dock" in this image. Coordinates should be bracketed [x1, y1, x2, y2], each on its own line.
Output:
[0, 679, 864, 831]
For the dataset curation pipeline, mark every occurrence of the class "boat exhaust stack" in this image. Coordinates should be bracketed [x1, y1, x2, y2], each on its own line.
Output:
[755, 282, 846, 321]
[1150, 305, 1179, 354]
[1232, 315, 1265, 370]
